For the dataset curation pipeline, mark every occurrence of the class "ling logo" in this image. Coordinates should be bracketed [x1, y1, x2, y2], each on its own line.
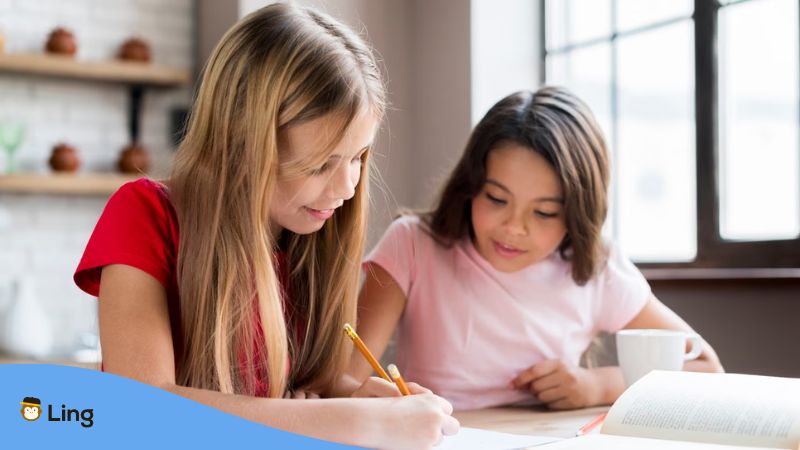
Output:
[20, 397, 42, 421]
[18, 396, 94, 428]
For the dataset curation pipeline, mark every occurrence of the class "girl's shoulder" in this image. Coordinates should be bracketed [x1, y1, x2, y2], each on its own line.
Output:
[384, 214, 421, 235]
[598, 238, 624, 267]
[99, 177, 179, 250]
[113, 177, 170, 203]
[109, 178, 175, 220]
[385, 214, 440, 246]
[594, 238, 646, 284]
[75, 178, 179, 297]
[390, 213, 422, 229]
[366, 214, 458, 293]
[371, 214, 450, 261]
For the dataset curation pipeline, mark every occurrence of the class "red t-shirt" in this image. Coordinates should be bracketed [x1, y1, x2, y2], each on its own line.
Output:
[74, 178, 292, 397]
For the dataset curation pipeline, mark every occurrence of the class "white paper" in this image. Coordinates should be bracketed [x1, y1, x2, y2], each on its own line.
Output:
[437, 427, 561, 450]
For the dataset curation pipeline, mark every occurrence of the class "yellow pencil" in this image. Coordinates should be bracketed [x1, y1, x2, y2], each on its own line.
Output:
[343, 323, 391, 382]
[387, 364, 411, 396]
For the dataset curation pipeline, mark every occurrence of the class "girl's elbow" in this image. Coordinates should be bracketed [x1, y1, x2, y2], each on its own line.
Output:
[710, 358, 725, 373]
[700, 350, 725, 373]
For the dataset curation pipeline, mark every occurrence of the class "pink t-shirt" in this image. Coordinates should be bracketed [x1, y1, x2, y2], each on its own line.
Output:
[364, 215, 651, 410]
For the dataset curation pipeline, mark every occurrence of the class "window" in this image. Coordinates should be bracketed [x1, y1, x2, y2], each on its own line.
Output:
[544, 0, 800, 267]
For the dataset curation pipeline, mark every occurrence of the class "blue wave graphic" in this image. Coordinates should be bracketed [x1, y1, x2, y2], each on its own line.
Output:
[2, 364, 364, 449]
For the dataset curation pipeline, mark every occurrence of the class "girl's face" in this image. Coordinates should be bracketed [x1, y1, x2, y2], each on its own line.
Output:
[470, 143, 568, 272]
[270, 111, 378, 236]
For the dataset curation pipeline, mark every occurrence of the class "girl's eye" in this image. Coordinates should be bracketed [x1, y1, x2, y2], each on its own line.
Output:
[535, 210, 559, 218]
[486, 193, 507, 205]
[311, 163, 331, 175]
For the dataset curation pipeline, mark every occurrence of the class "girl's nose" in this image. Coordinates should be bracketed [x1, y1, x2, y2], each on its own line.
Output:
[330, 161, 358, 200]
[504, 211, 528, 236]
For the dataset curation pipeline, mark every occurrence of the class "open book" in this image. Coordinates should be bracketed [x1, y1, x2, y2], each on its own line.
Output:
[543, 371, 800, 450]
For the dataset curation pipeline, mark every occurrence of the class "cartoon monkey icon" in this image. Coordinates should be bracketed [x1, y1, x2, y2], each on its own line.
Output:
[20, 397, 42, 421]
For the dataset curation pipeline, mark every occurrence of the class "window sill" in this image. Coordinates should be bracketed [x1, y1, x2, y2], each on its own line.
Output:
[640, 267, 800, 281]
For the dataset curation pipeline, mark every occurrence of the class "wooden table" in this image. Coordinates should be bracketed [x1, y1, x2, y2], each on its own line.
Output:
[454, 405, 609, 439]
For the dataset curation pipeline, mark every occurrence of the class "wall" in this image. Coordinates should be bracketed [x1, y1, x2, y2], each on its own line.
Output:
[0, 0, 194, 359]
[655, 279, 800, 377]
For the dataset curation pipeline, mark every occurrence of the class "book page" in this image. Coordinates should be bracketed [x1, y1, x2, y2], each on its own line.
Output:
[540, 434, 777, 450]
[437, 427, 561, 449]
[602, 371, 800, 449]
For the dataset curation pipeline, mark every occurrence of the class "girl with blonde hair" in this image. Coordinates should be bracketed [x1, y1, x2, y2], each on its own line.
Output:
[349, 87, 723, 411]
[74, 4, 457, 448]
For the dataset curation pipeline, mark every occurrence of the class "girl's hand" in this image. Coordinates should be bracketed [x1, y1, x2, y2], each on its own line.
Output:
[511, 359, 602, 410]
[373, 393, 460, 450]
[351, 376, 432, 398]
[283, 389, 321, 399]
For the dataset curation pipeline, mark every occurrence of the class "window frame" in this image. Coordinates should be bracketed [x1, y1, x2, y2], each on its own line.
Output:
[541, 0, 800, 269]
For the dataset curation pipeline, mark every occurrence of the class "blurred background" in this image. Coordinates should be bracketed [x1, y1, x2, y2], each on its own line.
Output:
[0, 0, 797, 376]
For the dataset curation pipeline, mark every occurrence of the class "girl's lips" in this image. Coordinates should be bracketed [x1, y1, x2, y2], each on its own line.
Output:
[305, 207, 336, 220]
[492, 240, 526, 258]
[305, 206, 336, 220]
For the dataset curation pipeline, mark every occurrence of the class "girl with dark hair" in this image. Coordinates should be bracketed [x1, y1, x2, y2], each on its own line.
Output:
[347, 87, 723, 411]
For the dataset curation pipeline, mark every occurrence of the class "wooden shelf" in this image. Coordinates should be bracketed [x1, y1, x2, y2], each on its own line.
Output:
[0, 52, 190, 87]
[0, 54, 185, 190]
[0, 173, 140, 195]
[0, 358, 98, 370]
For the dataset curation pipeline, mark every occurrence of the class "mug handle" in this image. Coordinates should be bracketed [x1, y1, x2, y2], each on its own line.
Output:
[684, 333, 703, 361]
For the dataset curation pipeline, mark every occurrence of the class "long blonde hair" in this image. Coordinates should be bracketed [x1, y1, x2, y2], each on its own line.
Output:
[168, 3, 385, 397]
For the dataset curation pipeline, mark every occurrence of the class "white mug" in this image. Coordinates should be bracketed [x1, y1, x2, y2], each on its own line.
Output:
[616, 329, 703, 387]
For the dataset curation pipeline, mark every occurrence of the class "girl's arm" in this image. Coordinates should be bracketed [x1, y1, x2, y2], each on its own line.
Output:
[330, 263, 409, 397]
[591, 293, 724, 404]
[99, 264, 457, 449]
[622, 293, 724, 373]
[512, 294, 724, 409]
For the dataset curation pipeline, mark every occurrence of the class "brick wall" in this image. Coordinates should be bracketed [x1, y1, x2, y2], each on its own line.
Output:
[0, 0, 194, 360]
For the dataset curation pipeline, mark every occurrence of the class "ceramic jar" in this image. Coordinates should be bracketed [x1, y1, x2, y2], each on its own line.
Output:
[48, 143, 81, 172]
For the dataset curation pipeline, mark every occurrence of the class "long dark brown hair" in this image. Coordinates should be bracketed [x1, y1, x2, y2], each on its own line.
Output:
[422, 87, 609, 285]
